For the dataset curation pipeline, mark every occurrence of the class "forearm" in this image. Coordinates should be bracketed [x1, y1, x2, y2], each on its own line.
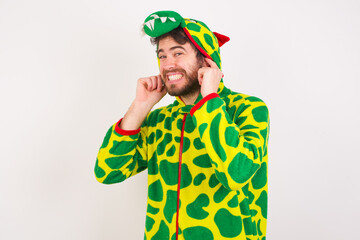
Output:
[120, 100, 153, 130]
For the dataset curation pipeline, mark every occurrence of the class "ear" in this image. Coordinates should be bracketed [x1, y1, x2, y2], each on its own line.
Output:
[200, 57, 210, 67]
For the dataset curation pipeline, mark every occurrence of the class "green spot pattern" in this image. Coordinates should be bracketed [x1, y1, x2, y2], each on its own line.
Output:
[148, 132, 155, 144]
[210, 113, 227, 161]
[159, 160, 178, 186]
[103, 170, 126, 184]
[180, 164, 193, 189]
[225, 126, 239, 147]
[255, 191, 268, 219]
[228, 152, 259, 184]
[204, 33, 215, 50]
[148, 152, 158, 175]
[243, 217, 257, 235]
[164, 117, 172, 130]
[151, 220, 169, 240]
[227, 195, 239, 208]
[198, 123, 208, 138]
[213, 185, 229, 203]
[166, 145, 176, 157]
[209, 173, 219, 188]
[251, 162, 267, 189]
[252, 106, 268, 123]
[148, 180, 163, 202]
[186, 194, 210, 220]
[105, 155, 132, 169]
[184, 119, 195, 133]
[157, 133, 172, 155]
[147, 204, 160, 215]
[193, 138, 204, 150]
[109, 140, 136, 155]
[214, 208, 242, 238]
[146, 216, 155, 232]
[193, 173, 206, 186]
[193, 154, 212, 168]
[182, 137, 191, 153]
[94, 158, 105, 178]
[183, 226, 214, 240]
[186, 22, 201, 32]
[164, 190, 177, 223]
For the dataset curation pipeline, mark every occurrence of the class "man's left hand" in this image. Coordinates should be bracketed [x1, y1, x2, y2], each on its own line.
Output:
[198, 58, 222, 97]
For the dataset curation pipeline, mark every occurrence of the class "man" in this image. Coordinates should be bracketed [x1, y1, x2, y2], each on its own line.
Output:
[95, 10, 269, 240]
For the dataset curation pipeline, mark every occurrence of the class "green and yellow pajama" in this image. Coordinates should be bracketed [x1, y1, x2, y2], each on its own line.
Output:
[95, 82, 269, 240]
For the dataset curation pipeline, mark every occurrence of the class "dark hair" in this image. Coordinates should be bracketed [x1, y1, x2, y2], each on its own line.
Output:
[150, 27, 204, 61]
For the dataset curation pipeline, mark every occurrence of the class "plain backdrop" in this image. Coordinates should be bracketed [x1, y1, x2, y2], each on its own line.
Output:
[1, 0, 359, 239]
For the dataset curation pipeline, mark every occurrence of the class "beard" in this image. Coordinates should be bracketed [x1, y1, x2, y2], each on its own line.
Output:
[161, 60, 203, 98]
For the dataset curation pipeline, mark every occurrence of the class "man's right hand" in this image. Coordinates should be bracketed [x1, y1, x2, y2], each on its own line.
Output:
[119, 75, 167, 131]
[135, 75, 167, 107]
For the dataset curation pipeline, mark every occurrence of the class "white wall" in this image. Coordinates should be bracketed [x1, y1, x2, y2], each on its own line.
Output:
[1, 0, 359, 239]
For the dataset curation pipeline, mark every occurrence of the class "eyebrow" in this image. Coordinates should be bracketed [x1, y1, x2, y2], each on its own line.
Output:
[157, 46, 186, 55]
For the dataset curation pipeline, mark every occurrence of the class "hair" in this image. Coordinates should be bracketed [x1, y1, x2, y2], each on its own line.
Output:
[150, 27, 204, 61]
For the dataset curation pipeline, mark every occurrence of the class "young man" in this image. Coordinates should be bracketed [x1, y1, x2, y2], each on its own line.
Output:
[95, 11, 269, 240]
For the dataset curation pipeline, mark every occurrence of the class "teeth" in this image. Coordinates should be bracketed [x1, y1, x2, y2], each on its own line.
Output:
[168, 74, 182, 81]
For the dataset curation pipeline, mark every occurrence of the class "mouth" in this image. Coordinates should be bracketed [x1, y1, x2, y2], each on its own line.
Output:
[166, 72, 184, 83]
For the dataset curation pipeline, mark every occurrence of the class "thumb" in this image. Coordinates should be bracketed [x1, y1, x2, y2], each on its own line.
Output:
[159, 85, 167, 97]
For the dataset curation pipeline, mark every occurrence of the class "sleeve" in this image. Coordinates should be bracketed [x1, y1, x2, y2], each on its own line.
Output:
[190, 93, 270, 190]
[94, 118, 148, 184]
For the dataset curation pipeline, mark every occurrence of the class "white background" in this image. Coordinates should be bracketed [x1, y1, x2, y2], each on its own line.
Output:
[1, 0, 359, 239]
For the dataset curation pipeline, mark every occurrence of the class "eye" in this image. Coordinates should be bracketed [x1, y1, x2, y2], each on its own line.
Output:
[175, 52, 183, 57]
[158, 55, 166, 59]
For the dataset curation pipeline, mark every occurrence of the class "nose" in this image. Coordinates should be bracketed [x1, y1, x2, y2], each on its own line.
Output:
[162, 56, 176, 71]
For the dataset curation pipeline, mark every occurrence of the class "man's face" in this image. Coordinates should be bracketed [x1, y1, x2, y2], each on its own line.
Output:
[158, 36, 204, 97]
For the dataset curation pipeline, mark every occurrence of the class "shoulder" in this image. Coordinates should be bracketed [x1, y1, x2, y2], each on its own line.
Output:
[221, 89, 269, 121]
[143, 104, 172, 128]
[222, 89, 267, 107]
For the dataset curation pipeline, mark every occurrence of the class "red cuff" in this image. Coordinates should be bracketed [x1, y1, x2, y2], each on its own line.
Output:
[190, 93, 220, 116]
[114, 118, 141, 135]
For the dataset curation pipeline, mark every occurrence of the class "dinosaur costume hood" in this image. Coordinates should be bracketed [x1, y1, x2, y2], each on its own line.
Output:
[143, 10, 230, 70]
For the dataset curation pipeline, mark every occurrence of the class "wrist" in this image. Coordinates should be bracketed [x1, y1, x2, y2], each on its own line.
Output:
[120, 101, 152, 131]
[132, 99, 154, 112]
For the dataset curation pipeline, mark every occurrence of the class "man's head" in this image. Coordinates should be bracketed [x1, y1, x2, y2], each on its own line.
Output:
[151, 27, 205, 97]
[143, 10, 230, 97]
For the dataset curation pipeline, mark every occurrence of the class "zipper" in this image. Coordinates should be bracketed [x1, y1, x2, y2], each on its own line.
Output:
[176, 113, 187, 240]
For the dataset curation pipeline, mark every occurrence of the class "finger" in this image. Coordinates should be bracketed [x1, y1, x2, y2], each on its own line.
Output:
[145, 78, 153, 91]
[205, 58, 219, 69]
[161, 86, 167, 95]
[156, 75, 163, 91]
[198, 69, 204, 85]
[150, 76, 157, 91]
[198, 67, 207, 77]
[140, 78, 150, 91]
